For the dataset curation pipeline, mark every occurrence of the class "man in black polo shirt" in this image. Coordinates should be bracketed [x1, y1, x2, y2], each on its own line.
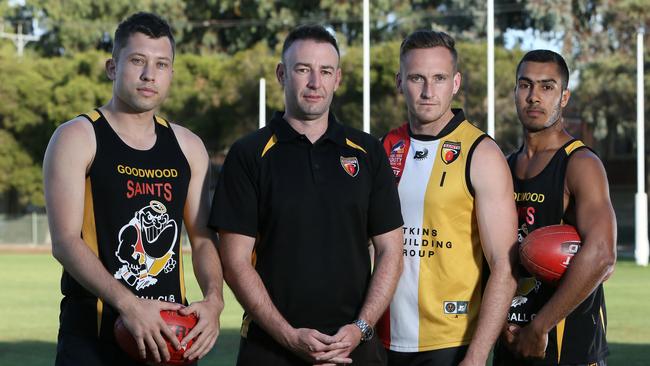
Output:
[209, 25, 404, 365]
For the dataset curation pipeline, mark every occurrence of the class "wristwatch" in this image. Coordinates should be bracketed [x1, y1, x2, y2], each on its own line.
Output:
[353, 319, 374, 341]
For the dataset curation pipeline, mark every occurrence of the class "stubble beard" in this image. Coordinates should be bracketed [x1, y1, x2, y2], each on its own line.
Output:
[521, 98, 563, 134]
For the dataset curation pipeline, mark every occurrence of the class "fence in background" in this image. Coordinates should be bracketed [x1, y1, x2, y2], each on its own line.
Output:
[0, 213, 191, 247]
[0, 186, 641, 251]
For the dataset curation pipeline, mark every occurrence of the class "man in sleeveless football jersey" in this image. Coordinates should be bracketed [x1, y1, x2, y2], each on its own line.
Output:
[44, 13, 223, 366]
[494, 50, 616, 366]
[377, 30, 518, 366]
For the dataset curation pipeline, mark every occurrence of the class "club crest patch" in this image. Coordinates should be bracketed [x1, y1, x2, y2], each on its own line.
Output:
[441, 141, 461, 164]
[340, 156, 359, 177]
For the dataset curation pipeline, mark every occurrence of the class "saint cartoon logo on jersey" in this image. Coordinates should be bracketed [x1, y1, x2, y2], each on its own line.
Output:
[511, 276, 541, 308]
[414, 148, 429, 160]
[441, 141, 461, 164]
[340, 156, 360, 177]
[114, 200, 178, 290]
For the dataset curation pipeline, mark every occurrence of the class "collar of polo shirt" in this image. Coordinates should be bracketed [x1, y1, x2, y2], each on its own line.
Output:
[270, 111, 347, 146]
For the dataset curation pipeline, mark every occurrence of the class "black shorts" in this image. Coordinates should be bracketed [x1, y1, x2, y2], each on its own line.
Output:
[236, 331, 387, 366]
[55, 331, 198, 366]
[386, 345, 468, 366]
[493, 345, 606, 366]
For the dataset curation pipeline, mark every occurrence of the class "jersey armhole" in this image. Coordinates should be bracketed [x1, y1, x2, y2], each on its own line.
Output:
[165, 122, 192, 181]
[77, 110, 100, 178]
[465, 134, 489, 197]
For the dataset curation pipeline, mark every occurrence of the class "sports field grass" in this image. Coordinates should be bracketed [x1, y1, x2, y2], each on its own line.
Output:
[0, 253, 648, 365]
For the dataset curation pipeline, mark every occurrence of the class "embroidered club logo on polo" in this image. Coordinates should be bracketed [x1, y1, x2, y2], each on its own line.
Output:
[441, 141, 461, 164]
[340, 156, 360, 177]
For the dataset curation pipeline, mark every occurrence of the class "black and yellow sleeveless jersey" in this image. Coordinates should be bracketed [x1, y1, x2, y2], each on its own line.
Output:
[58, 109, 190, 342]
[494, 139, 608, 365]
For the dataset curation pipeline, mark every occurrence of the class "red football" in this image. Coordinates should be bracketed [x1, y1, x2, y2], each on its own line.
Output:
[520, 224, 582, 284]
[114, 309, 198, 366]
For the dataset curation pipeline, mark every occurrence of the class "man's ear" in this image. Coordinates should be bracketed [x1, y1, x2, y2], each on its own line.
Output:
[452, 72, 462, 95]
[106, 58, 116, 81]
[276, 62, 286, 87]
[395, 72, 403, 94]
[560, 88, 571, 108]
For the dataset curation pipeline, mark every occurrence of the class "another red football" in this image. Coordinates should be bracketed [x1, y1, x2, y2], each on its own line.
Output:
[520, 224, 582, 284]
[114, 309, 198, 366]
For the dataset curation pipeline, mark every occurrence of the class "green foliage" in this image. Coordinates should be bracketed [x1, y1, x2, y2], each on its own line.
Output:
[27, 0, 186, 55]
[574, 52, 650, 159]
[0, 131, 43, 207]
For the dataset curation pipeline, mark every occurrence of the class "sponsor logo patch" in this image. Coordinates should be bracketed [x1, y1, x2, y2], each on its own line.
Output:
[414, 148, 429, 160]
[511, 276, 541, 308]
[388, 140, 406, 177]
[390, 140, 406, 154]
[340, 156, 359, 177]
[444, 301, 469, 314]
[441, 141, 461, 164]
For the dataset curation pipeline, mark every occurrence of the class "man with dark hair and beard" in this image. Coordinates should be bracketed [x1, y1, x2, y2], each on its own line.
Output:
[494, 50, 617, 366]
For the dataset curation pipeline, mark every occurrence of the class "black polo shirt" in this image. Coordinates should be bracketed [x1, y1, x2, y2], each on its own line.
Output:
[209, 111, 402, 336]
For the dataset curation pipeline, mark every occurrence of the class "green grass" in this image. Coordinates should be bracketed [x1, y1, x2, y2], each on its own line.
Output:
[0, 253, 243, 366]
[0, 254, 648, 365]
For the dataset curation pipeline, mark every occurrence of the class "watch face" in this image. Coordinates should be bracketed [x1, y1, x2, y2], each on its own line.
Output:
[355, 319, 374, 341]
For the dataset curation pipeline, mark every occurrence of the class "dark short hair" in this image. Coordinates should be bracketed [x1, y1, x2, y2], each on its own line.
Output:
[281, 25, 340, 63]
[400, 30, 458, 71]
[112, 12, 175, 61]
[516, 50, 570, 90]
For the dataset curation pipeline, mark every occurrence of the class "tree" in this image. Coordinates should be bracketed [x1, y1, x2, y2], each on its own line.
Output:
[26, 0, 186, 55]
[0, 130, 43, 209]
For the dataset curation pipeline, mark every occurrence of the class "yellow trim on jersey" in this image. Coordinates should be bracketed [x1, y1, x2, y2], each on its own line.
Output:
[241, 314, 252, 338]
[81, 177, 102, 333]
[261, 135, 278, 157]
[82, 178, 99, 256]
[345, 138, 367, 154]
[96, 299, 103, 337]
[179, 236, 186, 304]
[556, 318, 566, 363]
[154, 115, 169, 127]
[85, 110, 101, 123]
[564, 140, 585, 155]
[600, 306, 606, 333]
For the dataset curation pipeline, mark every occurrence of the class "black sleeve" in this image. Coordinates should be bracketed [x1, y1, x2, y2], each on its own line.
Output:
[208, 141, 258, 238]
[366, 137, 403, 237]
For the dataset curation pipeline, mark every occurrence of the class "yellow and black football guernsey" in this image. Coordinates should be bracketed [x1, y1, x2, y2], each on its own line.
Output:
[58, 109, 190, 342]
[378, 109, 489, 352]
[494, 139, 608, 365]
